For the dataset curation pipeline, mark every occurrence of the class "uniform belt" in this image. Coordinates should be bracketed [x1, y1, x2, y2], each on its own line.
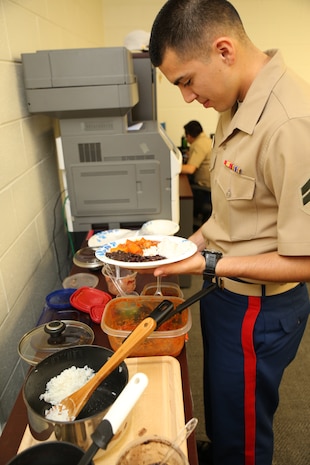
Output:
[218, 278, 300, 297]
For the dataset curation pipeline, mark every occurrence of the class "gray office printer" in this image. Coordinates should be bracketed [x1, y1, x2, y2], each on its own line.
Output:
[22, 47, 182, 231]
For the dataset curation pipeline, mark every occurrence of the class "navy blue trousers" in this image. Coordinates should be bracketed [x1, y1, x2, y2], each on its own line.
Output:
[199, 282, 309, 465]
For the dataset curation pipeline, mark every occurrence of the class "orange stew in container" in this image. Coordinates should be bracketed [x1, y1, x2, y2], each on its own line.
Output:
[101, 296, 192, 357]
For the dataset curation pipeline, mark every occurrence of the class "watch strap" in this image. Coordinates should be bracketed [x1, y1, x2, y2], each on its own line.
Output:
[201, 250, 222, 281]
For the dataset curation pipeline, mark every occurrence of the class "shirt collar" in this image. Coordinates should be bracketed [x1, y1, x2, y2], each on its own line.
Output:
[221, 50, 287, 138]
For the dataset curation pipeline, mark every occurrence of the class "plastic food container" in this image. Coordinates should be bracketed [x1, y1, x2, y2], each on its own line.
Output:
[62, 273, 99, 289]
[45, 289, 77, 309]
[141, 282, 183, 298]
[101, 264, 137, 296]
[70, 287, 112, 323]
[116, 436, 189, 465]
[101, 296, 192, 357]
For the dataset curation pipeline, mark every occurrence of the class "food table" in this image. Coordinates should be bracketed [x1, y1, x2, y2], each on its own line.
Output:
[0, 237, 198, 465]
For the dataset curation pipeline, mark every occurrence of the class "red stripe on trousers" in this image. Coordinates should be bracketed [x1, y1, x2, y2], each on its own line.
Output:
[241, 296, 261, 465]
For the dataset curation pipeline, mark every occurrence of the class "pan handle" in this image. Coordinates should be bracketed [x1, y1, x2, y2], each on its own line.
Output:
[157, 282, 218, 327]
[122, 300, 175, 344]
[147, 299, 175, 326]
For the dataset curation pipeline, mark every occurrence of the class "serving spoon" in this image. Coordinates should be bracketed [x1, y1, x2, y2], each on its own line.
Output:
[76, 373, 148, 465]
[158, 417, 198, 465]
[51, 300, 174, 421]
[52, 318, 156, 421]
[51, 285, 218, 421]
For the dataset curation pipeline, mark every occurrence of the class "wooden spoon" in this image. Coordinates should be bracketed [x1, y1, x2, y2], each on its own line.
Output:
[55, 317, 157, 421]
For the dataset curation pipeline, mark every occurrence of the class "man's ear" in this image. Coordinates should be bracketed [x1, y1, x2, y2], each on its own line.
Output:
[213, 37, 235, 65]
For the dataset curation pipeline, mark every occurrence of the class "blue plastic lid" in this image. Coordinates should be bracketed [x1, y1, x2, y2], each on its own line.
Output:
[46, 288, 77, 310]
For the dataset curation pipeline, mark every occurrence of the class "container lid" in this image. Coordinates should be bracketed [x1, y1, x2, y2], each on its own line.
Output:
[46, 288, 77, 309]
[18, 320, 95, 365]
[63, 273, 99, 289]
[73, 247, 103, 269]
[70, 287, 112, 323]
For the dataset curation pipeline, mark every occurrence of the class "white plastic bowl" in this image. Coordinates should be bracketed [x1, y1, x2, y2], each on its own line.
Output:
[140, 219, 180, 236]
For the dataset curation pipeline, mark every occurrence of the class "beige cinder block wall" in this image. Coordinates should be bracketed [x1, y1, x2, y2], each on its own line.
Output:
[0, 0, 104, 432]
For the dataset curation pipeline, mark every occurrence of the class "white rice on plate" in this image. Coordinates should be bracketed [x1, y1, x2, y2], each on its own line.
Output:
[143, 238, 192, 258]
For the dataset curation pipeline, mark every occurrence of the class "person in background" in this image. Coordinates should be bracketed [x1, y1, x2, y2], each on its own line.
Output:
[182, 120, 212, 188]
[182, 120, 213, 226]
[149, 1, 310, 465]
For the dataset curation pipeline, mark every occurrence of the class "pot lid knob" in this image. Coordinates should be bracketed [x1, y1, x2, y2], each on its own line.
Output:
[44, 320, 66, 344]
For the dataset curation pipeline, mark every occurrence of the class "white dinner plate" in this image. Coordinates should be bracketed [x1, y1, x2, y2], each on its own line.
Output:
[88, 229, 133, 247]
[95, 235, 197, 269]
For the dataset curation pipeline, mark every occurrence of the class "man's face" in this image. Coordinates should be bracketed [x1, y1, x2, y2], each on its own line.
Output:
[159, 47, 239, 112]
[185, 133, 194, 144]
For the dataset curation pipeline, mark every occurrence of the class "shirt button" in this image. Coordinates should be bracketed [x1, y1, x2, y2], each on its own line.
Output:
[226, 189, 231, 198]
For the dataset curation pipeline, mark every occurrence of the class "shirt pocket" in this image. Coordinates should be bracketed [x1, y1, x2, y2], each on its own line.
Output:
[217, 170, 257, 240]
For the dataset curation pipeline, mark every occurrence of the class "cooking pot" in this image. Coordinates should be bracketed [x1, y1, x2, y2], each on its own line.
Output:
[11, 373, 148, 465]
[5, 442, 93, 465]
[22, 345, 128, 451]
[73, 247, 103, 270]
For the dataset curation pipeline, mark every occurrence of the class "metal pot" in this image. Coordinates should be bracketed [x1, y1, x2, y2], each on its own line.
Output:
[22, 345, 128, 451]
[5, 442, 93, 465]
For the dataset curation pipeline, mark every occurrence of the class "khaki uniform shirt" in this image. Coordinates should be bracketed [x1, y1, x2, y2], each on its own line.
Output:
[202, 50, 310, 257]
[187, 132, 212, 188]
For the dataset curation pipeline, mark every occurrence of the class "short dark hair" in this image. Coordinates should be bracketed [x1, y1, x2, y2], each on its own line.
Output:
[184, 120, 203, 138]
[149, 0, 246, 67]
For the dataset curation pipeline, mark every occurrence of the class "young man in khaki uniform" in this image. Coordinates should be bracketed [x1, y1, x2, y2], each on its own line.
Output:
[149, 1, 310, 465]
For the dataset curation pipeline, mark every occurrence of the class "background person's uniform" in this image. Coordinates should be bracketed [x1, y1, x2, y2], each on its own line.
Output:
[187, 131, 212, 188]
[186, 132, 213, 221]
[200, 50, 310, 465]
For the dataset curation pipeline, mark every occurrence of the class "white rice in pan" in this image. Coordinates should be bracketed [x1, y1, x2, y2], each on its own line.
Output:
[40, 365, 95, 421]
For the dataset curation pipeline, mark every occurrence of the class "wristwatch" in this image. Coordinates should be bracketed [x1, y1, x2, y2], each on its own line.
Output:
[201, 249, 223, 281]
